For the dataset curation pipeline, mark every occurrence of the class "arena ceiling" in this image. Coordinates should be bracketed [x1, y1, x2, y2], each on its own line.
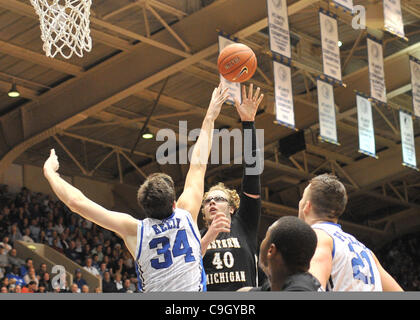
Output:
[0, 0, 419, 248]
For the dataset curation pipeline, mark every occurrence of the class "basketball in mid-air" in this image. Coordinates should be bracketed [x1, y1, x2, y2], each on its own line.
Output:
[217, 43, 257, 83]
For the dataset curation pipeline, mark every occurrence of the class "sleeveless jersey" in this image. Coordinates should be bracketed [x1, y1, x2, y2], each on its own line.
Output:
[134, 208, 206, 292]
[312, 222, 382, 291]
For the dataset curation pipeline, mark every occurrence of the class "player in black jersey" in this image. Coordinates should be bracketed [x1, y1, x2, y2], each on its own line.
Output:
[239, 216, 321, 292]
[200, 84, 264, 291]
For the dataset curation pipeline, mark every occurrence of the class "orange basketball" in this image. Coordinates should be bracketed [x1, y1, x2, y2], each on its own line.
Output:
[217, 43, 257, 83]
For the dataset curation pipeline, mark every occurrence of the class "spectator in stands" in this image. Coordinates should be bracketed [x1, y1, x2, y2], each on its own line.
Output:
[65, 240, 81, 263]
[70, 283, 80, 293]
[37, 263, 48, 279]
[98, 262, 108, 279]
[114, 272, 123, 291]
[0, 236, 12, 254]
[22, 228, 34, 243]
[1, 286, 7, 293]
[6, 265, 25, 287]
[38, 230, 48, 245]
[14, 285, 21, 293]
[81, 284, 89, 293]
[118, 278, 133, 293]
[51, 238, 64, 254]
[20, 258, 33, 277]
[83, 257, 100, 277]
[23, 267, 39, 287]
[73, 269, 87, 290]
[8, 248, 24, 269]
[91, 254, 100, 270]
[22, 280, 37, 293]
[29, 218, 41, 242]
[0, 245, 10, 274]
[101, 271, 116, 293]
[91, 244, 104, 263]
[38, 272, 52, 292]
[8, 223, 22, 245]
[54, 216, 65, 235]
[8, 283, 16, 293]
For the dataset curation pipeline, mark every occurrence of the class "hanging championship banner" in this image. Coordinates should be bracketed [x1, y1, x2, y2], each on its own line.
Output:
[273, 59, 295, 129]
[218, 35, 242, 105]
[383, 0, 405, 40]
[356, 94, 376, 158]
[317, 78, 339, 145]
[319, 10, 342, 82]
[410, 56, 420, 118]
[332, 0, 353, 12]
[267, 0, 291, 59]
[399, 110, 418, 170]
[367, 36, 387, 104]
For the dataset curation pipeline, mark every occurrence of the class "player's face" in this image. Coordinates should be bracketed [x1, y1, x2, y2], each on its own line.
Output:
[298, 184, 311, 221]
[203, 190, 232, 222]
[258, 228, 271, 277]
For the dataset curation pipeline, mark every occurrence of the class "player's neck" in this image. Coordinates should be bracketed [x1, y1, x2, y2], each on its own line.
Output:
[269, 269, 288, 291]
[306, 215, 337, 226]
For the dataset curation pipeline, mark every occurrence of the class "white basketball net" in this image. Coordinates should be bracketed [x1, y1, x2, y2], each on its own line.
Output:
[30, 0, 92, 59]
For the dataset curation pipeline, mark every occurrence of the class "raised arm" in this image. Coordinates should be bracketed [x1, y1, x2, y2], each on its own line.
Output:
[43, 149, 138, 240]
[235, 84, 264, 199]
[176, 84, 229, 223]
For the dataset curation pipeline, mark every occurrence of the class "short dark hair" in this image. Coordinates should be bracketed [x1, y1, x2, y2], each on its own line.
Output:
[309, 174, 348, 219]
[269, 216, 317, 273]
[137, 173, 176, 220]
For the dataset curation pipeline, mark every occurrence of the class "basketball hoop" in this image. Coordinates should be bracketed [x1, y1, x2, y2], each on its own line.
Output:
[30, 0, 92, 59]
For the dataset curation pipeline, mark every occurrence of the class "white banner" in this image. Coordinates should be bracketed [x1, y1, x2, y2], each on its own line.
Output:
[267, 0, 291, 59]
[273, 60, 295, 129]
[333, 0, 353, 12]
[319, 11, 342, 82]
[356, 94, 376, 157]
[218, 35, 242, 105]
[317, 79, 338, 144]
[399, 110, 417, 169]
[410, 56, 420, 118]
[367, 37, 387, 104]
[383, 0, 405, 39]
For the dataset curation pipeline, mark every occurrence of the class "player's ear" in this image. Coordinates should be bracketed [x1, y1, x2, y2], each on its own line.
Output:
[267, 243, 276, 258]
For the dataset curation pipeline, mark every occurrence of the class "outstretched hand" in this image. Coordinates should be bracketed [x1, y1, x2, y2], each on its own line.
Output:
[234, 83, 264, 122]
[206, 83, 230, 121]
[43, 149, 59, 174]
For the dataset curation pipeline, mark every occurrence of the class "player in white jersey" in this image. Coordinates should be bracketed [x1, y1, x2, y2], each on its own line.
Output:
[298, 173, 403, 291]
[135, 207, 205, 291]
[43, 83, 229, 292]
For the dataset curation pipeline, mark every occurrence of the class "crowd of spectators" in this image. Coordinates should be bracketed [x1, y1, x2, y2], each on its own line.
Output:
[0, 185, 138, 293]
[377, 232, 420, 291]
[1, 184, 419, 293]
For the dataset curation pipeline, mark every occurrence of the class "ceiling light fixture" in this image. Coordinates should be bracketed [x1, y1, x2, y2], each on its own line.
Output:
[142, 128, 154, 140]
[7, 82, 20, 98]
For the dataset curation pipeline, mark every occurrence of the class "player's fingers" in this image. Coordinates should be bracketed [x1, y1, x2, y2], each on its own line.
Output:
[253, 87, 260, 102]
[248, 83, 253, 100]
[256, 94, 264, 107]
